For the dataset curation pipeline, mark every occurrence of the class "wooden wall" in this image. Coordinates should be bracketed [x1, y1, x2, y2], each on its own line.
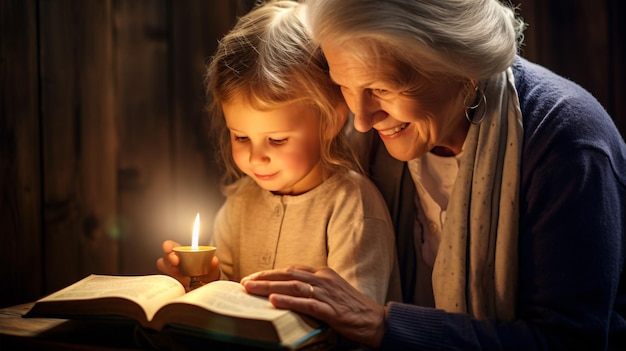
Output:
[1, 0, 624, 308]
[0, 0, 253, 307]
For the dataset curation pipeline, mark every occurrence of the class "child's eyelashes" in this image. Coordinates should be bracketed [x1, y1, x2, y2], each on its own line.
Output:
[269, 138, 288, 145]
[231, 135, 288, 145]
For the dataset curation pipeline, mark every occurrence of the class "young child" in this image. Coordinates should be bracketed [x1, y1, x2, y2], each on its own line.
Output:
[157, 0, 400, 304]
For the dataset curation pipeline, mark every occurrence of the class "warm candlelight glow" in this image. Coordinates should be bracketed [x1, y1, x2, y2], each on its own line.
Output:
[192, 213, 200, 249]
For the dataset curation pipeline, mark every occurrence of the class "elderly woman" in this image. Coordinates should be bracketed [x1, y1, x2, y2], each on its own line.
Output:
[241, 0, 626, 350]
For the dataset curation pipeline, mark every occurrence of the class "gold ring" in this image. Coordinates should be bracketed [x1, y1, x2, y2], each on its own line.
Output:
[307, 283, 314, 298]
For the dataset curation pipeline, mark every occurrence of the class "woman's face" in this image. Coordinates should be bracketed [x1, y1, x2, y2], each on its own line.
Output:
[323, 44, 469, 160]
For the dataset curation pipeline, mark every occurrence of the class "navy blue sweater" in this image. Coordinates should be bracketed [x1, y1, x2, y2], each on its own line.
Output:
[379, 57, 626, 350]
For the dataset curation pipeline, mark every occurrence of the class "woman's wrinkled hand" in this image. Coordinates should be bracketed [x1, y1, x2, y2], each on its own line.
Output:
[241, 265, 387, 348]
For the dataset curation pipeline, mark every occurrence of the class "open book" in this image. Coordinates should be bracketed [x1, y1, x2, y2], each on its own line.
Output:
[24, 274, 327, 350]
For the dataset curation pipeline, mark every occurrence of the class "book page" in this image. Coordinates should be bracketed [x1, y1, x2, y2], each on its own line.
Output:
[152, 280, 324, 348]
[171, 280, 288, 321]
[40, 275, 186, 320]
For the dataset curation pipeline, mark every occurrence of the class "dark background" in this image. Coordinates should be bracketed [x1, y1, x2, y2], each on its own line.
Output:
[1, 0, 624, 308]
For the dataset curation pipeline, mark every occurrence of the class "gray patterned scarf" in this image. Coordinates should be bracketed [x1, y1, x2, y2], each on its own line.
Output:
[432, 68, 523, 321]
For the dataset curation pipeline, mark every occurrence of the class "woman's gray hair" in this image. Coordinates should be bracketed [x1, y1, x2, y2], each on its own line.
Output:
[306, 0, 527, 80]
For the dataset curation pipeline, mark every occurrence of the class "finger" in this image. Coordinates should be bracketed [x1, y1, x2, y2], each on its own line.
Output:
[167, 251, 180, 265]
[198, 256, 221, 284]
[267, 292, 334, 322]
[156, 257, 183, 279]
[242, 279, 315, 299]
[242, 266, 317, 283]
[162, 240, 180, 253]
[156, 257, 167, 273]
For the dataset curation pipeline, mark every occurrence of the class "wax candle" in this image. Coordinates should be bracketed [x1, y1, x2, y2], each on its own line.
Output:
[173, 213, 216, 290]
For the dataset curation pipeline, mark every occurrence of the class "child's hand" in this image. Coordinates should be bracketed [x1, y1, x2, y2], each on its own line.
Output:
[156, 240, 184, 282]
[156, 240, 220, 291]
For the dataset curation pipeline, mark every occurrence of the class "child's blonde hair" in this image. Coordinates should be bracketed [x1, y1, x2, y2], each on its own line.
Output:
[206, 0, 361, 187]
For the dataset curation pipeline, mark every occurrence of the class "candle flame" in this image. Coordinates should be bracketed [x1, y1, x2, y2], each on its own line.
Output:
[192, 213, 200, 249]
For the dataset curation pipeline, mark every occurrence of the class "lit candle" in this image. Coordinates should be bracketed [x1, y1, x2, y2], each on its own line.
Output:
[173, 213, 216, 290]
[192, 212, 200, 249]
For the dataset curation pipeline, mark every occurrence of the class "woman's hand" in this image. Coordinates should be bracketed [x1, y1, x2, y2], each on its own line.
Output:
[241, 266, 387, 348]
[156, 240, 220, 291]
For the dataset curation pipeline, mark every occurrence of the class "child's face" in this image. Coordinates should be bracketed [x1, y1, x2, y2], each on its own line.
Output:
[222, 99, 324, 195]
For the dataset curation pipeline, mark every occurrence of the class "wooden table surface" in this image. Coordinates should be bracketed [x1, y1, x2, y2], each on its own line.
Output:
[0, 302, 143, 350]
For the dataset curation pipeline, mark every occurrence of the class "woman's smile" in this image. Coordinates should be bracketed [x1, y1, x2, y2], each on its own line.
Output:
[377, 122, 409, 137]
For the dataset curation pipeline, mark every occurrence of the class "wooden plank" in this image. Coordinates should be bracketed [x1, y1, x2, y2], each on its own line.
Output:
[39, 0, 118, 293]
[0, 0, 43, 307]
[39, 0, 82, 290]
[515, 0, 541, 62]
[169, 1, 237, 245]
[548, 1, 609, 107]
[74, 1, 119, 276]
[517, 0, 623, 136]
[114, 0, 174, 274]
[518, 0, 611, 117]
